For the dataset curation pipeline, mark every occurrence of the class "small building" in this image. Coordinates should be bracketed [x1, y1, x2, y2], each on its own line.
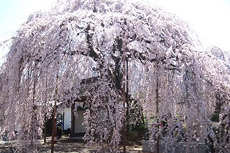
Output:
[57, 101, 86, 137]
[57, 77, 98, 137]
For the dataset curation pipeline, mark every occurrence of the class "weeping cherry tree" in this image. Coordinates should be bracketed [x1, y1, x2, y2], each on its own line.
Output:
[0, 0, 230, 152]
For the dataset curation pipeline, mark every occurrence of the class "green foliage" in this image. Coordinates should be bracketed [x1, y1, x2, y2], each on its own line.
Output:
[211, 113, 219, 122]
[127, 101, 147, 142]
[44, 118, 53, 136]
[63, 128, 71, 135]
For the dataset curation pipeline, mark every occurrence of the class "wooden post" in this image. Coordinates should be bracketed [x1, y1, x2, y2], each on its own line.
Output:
[156, 65, 160, 153]
[51, 74, 58, 153]
[122, 99, 126, 153]
[70, 103, 74, 136]
[43, 114, 47, 144]
[126, 57, 129, 138]
[51, 98, 57, 153]
[44, 74, 47, 144]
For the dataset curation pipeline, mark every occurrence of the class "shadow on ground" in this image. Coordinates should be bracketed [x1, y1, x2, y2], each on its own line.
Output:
[0, 138, 142, 153]
[39, 138, 142, 153]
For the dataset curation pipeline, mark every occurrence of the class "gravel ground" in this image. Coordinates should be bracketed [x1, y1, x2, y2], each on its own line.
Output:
[0, 138, 143, 153]
[39, 138, 143, 153]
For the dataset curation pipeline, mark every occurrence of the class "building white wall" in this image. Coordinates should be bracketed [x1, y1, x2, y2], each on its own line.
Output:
[57, 107, 71, 130]
[57, 104, 86, 133]
[63, 107, 71, 130]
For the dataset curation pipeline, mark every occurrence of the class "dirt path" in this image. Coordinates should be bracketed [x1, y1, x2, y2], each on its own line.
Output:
[39, 138, 143, 153]
[0, 138, 143, 153]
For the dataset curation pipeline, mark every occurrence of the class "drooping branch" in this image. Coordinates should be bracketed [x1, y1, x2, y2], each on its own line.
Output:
[0, 0, 230, 153]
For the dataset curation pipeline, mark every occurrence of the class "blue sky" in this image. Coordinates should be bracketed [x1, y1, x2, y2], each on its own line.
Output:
[0, 0, 56, 41]
[0, 0, 56, 65]
[0, 0, 230, 65]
